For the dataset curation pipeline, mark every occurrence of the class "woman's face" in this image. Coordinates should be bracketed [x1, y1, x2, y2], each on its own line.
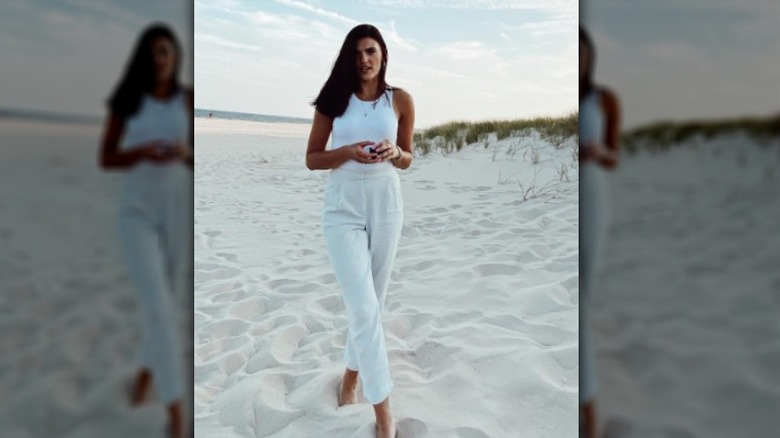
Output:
[579, 40, 589, 82]
[152, 36, 177, 84]
[355, 37, 383, 82]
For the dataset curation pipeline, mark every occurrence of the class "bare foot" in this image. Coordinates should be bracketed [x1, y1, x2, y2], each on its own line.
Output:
[374, 397, 396, 438]
[375, 419, 397, 438]
[580, 400, 598, 438]
[338, 368, 359, 406]
[129, 368, 152, 406]
[167, 401, 184, 438]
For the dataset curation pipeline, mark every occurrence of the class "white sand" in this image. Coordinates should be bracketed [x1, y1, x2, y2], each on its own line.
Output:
[193, 118, 580, 437]
[0, 120, 193, 438]
[591, 134, 780, 437]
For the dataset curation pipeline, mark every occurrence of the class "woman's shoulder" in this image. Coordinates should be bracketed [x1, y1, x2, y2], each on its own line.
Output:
[597, 86, 619, 110]
[389, 87, 414, 108]
[180, 85, 194, 106]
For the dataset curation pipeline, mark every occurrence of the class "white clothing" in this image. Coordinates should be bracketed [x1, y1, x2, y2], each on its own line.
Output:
[322, 88, 402, 404]
[579, 89, 611, 403]
[117, 91, 191, 404]
[330, 91, 397, 171]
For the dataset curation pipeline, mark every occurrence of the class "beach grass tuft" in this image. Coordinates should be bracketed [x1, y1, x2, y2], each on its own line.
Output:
[414, 112, 578, 156]
[621, 113, 780, 153]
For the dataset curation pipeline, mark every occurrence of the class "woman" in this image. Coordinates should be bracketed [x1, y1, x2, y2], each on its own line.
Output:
[306, 23, 414, 438]
[579, 26, 621, 438]
[98, 23, 193, 438]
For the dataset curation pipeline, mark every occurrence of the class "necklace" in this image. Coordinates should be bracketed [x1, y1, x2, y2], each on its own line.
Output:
[359, 94, 380, 117]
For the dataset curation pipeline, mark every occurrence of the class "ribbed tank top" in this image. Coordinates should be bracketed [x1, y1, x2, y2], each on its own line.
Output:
[330, 89, 398, 171]
[121, 91, 188, 162]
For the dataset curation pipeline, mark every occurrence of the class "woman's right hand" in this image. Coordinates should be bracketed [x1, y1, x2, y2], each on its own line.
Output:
[345, 140, 380, 164]
[137, 140, 181, 163]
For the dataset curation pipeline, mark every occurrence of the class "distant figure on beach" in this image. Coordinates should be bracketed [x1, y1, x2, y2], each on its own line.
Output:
[98, 23, 193, 438]
[579, 25, 621, 438]
[305, 23, 415, 438]
[208, 112, 212, 118]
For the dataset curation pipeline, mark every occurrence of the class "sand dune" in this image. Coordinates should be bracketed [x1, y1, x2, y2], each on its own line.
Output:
[194, 118, 580, 437]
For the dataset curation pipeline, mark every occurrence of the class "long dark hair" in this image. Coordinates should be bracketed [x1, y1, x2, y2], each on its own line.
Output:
[312, 24, 393, 119]
[108, 23, 182, 118]
[580, 26, 596, 98]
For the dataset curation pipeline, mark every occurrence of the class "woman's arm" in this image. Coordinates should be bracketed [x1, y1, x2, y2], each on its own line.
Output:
[372, 89, 415, 169]
[99, 112, 146, 169]
[98, 111, 182, 170]
[182, 87, 194, 168]
[391, 89, 415, 170]
[305, 109, 375, 170]
[597, 87, 621, 169]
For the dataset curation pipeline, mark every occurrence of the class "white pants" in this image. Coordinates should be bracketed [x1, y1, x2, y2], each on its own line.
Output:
[117, 164, 192, 404]
[322, 166, 403, 405]
[579, 162, 610, 403]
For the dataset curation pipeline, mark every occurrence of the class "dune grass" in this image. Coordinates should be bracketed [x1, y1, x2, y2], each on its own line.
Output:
[621, 113, 780, 153]
[413, 112, 578, 155]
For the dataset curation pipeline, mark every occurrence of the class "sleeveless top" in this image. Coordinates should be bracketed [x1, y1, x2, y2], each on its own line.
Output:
[121, 91, 188, 172]
[330, 89, 398, 171]
[579, 89, 604, 149]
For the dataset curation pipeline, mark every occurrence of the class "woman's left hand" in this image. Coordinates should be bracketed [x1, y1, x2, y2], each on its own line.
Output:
[580, 141, 605, 161]
[169, 140, 193, 161]
[372, 139, 401, 161]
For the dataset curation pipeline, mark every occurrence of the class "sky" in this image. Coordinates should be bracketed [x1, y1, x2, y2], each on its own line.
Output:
[582, 0, 780, 129]
[0, 0, 192, 118]
[194, 0, 579, 128]
[1, 1, 776, 130]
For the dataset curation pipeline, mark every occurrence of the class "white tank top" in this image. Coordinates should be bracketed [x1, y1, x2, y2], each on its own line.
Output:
[579, 90, 604, 147]
[330, 89, 398, 171]
[121, 91, 188, 153]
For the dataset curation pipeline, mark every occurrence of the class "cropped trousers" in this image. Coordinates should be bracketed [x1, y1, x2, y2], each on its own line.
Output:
[117, 164, 192, 404]
[322, 166, 403, 404]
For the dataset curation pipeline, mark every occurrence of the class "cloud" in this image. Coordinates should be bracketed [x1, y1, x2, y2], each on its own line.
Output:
[357, 0, 574, 11]
[383, 20, 418, 52]
[196, 34, 266, 53]
[438, 41, 495, 60]
[271, 0, 358, 25]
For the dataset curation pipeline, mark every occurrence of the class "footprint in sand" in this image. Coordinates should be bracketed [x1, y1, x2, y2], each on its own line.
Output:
[399, 260, 435, 273]
[211, 288, 250, 304]
[413, 341, 460, 370]
[315, 294, 344, 313]
[314, 272, 337, 285]
[200, 319, 250, 341]
[397, 418, 430, 437]
[203, 230, 222, 248]
[473, 263, 517, 277]
[228, 297, 283, 321]
[453, 426, 492, 438]
[195, 265, 242, 283]
[220, 352, 246, 376]
[216, 252, 239, 263]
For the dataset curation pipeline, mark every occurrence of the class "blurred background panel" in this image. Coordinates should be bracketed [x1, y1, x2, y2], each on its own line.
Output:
[580, 0, 779, 437]
[1, 0, 192, 117]
[0, 1, 193, 437]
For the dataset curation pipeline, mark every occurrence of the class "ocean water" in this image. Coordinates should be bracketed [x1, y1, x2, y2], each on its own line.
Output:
[0, 107, 101, 125]
[1, 105, 310, 127]
[195, 109, 311, 125]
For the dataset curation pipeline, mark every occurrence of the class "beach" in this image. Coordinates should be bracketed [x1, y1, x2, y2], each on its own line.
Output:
[590, 133, 780, 437]
[193, 117, 580, 437]
[0, 120, 193, 437]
